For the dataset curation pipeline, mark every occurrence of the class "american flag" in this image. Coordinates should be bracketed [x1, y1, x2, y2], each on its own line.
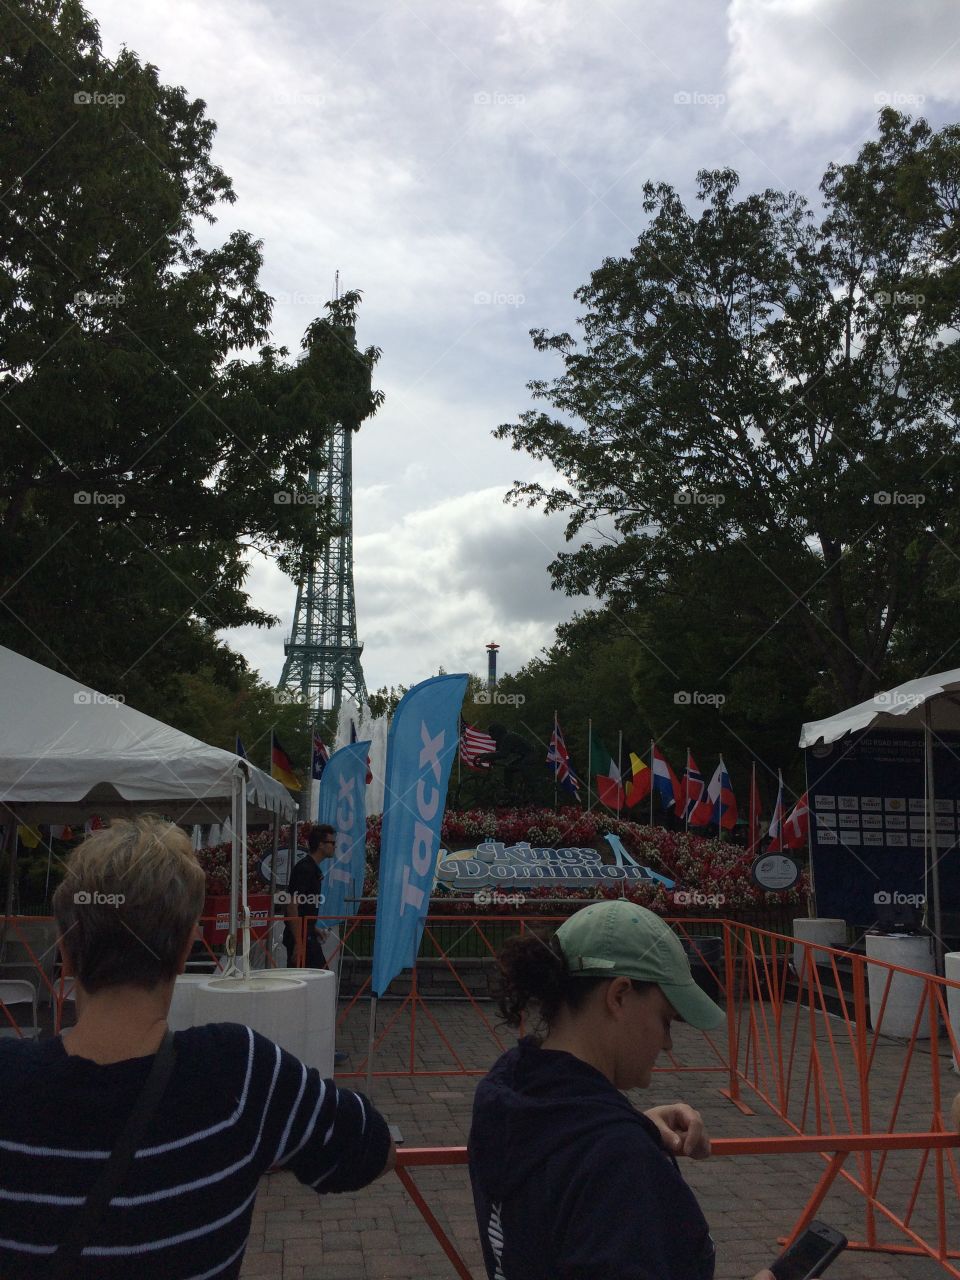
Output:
[547, 719, 581, 797]
[460, 719, 497, 770]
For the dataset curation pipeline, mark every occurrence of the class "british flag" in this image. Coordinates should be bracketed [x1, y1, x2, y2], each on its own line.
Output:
[547, 719, 581, 798]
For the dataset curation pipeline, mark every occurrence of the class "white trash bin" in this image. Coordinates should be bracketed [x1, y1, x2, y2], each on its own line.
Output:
[194, 973, 308, 1060]
[865, 933, 936, 1039]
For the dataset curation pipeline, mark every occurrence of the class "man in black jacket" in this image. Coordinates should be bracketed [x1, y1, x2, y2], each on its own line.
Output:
[282, 824, 335, 969]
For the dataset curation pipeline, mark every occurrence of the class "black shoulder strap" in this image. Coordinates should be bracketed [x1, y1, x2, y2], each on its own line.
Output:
[48, 1028, 177, 1278]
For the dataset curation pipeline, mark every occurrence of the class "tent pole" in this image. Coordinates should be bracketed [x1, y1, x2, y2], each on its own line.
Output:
[268, 812, 281, 967]
[1, 807, 19, 954]
[240, 770, 250, 980]
[924, 705, 944, 974]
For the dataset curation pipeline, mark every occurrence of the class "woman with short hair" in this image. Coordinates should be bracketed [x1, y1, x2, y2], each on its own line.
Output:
[468, 900, 774, 1280]
[0, 817, 394, 1278]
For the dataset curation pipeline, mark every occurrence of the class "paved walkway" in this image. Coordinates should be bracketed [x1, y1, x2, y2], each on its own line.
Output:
[239, 998, 959, 1280]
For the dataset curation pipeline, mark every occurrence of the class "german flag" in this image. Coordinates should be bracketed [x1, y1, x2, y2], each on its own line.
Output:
[271, 731, 301, 791]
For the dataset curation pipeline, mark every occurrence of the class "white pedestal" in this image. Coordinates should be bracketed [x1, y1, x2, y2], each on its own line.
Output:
[169, 974, 215, 1032]
[945, 953, 960, 1071]
[287, 968, 336, 1077]
[792, 918, 846, 980]
[865, 934, 936, 1039]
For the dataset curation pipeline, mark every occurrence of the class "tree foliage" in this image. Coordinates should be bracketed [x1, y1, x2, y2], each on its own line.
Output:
[0, 0, 382, 718]
[497, 111, 960, 711]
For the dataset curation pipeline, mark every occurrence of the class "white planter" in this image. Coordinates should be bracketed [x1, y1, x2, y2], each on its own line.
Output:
[792, 918, 846, 980]
[945, 953, 960, 1072]
[865, 934, 936, 1039]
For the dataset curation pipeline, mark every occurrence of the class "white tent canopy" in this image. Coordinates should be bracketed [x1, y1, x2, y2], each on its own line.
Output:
[0, 645, 295, 825]
[800, 667, 960, 747]
[799, 665, 960, 972]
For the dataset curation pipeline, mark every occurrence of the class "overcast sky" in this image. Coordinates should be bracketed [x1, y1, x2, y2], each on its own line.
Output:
[92, 0, 960, 696]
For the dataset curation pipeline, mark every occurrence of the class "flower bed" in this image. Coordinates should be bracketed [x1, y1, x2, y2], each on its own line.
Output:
[194, 807, 806, 923]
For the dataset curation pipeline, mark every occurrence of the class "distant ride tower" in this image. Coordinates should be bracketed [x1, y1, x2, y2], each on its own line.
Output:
[277, 286, 380, 737]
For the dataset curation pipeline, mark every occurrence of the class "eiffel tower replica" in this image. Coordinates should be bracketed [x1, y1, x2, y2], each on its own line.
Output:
[278, 284, 379, 757]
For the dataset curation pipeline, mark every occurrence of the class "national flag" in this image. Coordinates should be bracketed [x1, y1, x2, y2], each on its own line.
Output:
[680, 751, 706, 822]
[783, 792, 810, 849]
[767, 771, 785, 851]
[311, 733, 330, 781]
[547, 719, 581, 797]
[460, 718, 497, 770]
[689, 758, 737, 829]
[590, 731, 625, 810]
[271, 731, 301, 791]
[651, 744, 682, 810]
[748, 766, 762, 853]
[235, 736, 248, 759]
[624, 752, 651, 807]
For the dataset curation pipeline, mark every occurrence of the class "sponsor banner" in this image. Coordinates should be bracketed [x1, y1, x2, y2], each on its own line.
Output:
[318, 741, 370, 926]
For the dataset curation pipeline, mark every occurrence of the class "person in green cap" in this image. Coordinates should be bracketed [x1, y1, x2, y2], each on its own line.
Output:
[468, 900, 775, 1280]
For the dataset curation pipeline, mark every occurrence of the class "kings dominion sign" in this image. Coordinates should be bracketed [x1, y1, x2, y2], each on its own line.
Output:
[435, 841, 650, 889]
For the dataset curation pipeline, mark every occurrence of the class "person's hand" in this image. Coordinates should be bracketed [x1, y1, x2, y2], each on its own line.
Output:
[644, 1102, 711, 1158]
[315, 926, 329, 943]
[750, 1271, 776, 1280]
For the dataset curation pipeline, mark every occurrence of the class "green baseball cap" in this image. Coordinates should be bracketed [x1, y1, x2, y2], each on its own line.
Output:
[555, 900, 724, 1031]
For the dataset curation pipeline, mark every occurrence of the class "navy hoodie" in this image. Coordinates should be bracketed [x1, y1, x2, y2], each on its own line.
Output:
[468, 1037, 716, 1280]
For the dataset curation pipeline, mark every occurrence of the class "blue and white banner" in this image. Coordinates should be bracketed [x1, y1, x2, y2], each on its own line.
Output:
[318, 741, 370, 926]
[372, 673, 468, 996]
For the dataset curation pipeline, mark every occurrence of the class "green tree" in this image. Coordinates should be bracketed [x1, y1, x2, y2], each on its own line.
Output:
[0, 1, 381, 718]
[497, 110, 960, 712]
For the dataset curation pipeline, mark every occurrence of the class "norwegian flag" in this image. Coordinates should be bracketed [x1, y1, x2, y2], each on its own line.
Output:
[547, 718, 581, 798]
[689, 758, 738, 829]
[460, 718, 497, 771]
[681, 751, 706, 822]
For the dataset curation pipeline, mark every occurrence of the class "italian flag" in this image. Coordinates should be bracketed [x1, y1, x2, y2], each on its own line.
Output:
[590, 731, 625, 810]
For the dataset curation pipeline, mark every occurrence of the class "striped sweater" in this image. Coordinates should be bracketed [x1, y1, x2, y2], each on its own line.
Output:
[0, 1023, 391, 1278]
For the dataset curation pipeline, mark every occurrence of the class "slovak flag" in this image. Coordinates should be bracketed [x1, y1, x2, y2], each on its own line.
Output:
[681, 751, 706, 822]
[783, 792, 810, 849]
[690, 758, 737, 829]
[652, 744, 682, 811]
[767, 772, 785, 852]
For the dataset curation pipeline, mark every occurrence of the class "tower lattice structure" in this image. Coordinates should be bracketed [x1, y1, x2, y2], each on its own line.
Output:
[278, 419, 368, 732]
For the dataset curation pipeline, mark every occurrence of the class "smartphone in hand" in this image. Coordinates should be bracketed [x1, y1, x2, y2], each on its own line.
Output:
[770, 1220, 847, 1280]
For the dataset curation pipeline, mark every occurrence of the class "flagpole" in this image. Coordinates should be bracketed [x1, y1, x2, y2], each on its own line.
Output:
[649, 739, 654, 828]
[717, 754, 725, 842]
[587, 720, 593, 812]
[749, 761, 756, 855]
[685, 747, 690, 833]
[553, 710, 559, 812]
[617, 730, 623, 820]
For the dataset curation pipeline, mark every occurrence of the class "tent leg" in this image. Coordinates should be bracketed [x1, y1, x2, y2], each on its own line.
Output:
[924, 706, 944, 974]
[1, 807, 19, 954]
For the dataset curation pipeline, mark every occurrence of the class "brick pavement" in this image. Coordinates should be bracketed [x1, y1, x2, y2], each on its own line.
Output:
[239, 998, 959, 1280]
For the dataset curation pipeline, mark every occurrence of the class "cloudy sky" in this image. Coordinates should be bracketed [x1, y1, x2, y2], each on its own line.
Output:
[91, 0, 960, 695]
